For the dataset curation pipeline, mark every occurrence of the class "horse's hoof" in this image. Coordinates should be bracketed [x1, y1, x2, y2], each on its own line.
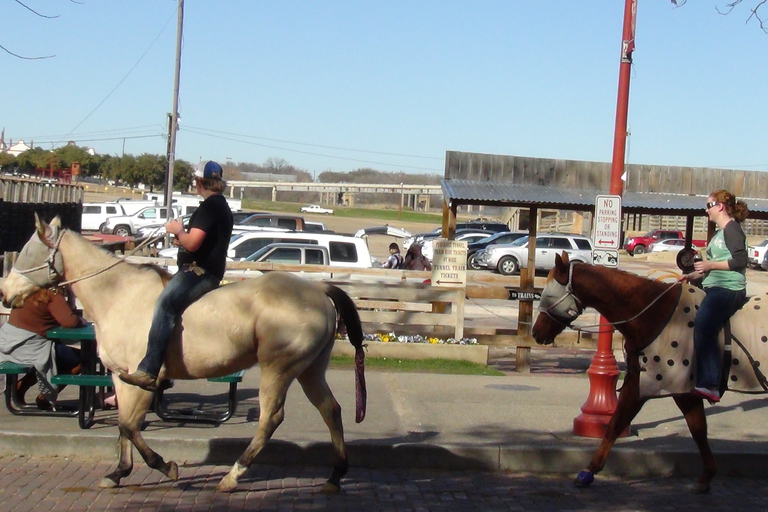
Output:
[165, 461, 179, 481]
[322, 481, 341, 494]
[690, 481, 711, 494]
[217, 476, 238, 493]
[573, 470, 594, 488]
[99, 477, 118, 489]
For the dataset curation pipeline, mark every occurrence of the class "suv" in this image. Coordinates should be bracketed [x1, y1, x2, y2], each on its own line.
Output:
[474, 233, 594, 275]
[236, 213, 306, 231]
[100, 205, 182, 237]
[225, 243, 331, 280]
[466, 231, 528, 270]
[81, 202, 127, 231]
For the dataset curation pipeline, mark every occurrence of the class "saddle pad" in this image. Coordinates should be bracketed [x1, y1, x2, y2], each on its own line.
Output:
[638, 285, 768, 398]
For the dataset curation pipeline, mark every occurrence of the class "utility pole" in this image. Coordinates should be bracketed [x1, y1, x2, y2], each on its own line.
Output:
[165, 0, 184, 217]
[573, 0, 636, 438]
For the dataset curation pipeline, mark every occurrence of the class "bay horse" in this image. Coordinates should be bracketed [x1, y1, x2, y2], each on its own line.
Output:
[532, 252, 768, 494]
[0, 215, 367, 493]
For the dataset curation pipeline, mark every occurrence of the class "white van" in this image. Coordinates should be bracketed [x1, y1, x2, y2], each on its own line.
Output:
[145, 192, 241, 213]
[159, 231, 374, 268]
[81, 202, 127, 231]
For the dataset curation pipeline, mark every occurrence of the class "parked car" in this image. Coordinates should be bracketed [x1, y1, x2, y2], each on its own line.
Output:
[420, 230, 495, 261]
[225, 243, 331, 280]
[236, 213, 307, 231]
[159, 231, 373, 269]
[749, 238, 768, 269]
[474, 233, 594, 276]
[100, 205, 182, 237]
[466, 231, 529, 270]
[81, 202, 128, 232]
[649, 238, 689, 253]
[403, 221, 509, 250]
[300, 204, 334, 215]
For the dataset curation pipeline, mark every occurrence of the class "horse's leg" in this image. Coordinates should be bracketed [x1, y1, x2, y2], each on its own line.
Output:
[217, 368, 291, 492]
[576, 372, 647, 488]
[296, 357, 347, 493]
[99, 384, 178, 488]
[673, 394, 716, 494]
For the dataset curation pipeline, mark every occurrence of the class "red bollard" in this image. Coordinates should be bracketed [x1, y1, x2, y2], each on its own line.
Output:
[573, 320, 628, 438]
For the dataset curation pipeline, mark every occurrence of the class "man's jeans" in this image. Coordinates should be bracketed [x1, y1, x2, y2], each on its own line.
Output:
[694, 286, 746, 390]
[137, 266, 220, 377]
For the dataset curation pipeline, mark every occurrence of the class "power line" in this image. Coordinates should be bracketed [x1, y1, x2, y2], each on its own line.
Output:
[180, 126, 443, 173]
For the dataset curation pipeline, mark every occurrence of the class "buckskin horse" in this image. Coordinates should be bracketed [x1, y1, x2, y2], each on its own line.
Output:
[0, 215, 367, 493]
[532, 252, 768, 493]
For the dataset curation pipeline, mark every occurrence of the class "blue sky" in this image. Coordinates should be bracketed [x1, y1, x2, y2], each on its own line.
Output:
[2, 1, 766, 177]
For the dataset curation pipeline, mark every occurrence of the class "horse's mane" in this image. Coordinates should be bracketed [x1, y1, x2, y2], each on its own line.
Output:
[64, 229, 172, 284]
[575, 261, 676, 295]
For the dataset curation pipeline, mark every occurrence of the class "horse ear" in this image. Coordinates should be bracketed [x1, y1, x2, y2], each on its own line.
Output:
[555, 251, 570, 270]
[34, 213, 59, 248]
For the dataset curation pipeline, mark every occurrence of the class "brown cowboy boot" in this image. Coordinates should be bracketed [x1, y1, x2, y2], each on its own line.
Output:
[15, 371, 37, 405]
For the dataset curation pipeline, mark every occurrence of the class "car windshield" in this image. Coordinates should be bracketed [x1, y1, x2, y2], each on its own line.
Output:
[510, 236, 529, 247]
[244, 246, 273, 262]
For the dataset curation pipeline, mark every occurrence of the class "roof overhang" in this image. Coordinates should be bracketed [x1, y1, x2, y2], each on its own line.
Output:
[441, 180, 768, 220]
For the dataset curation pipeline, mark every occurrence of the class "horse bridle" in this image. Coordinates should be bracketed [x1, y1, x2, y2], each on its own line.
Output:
[538, 262, 585, 326]
[10, 231, 66, 288]
[11, 229, 165, 290]
[538, 260, 681, 332]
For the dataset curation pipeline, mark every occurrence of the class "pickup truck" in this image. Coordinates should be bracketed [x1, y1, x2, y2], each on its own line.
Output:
[748, 238, 768, 269]
[100, 205, 182, 237]
[623, 229, 706, 256]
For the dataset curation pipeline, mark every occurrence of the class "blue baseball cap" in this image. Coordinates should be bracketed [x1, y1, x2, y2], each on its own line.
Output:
[195, 160, 223, 180]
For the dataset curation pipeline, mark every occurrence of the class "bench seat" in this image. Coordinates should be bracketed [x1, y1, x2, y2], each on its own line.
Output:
[51, 374, 114, 387]
[0, 361, 33, 375]
[154, 370, 246, 425]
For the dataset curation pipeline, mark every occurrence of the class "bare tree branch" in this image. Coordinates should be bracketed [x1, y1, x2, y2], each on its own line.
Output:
[673, 0, 768, 33]
[13, 0, 59, 19]
[718, 0, 768, 32]
[0, 43, 54, 60]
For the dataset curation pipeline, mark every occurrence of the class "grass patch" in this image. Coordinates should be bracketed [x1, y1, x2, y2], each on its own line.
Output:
[242, 199, 442, 225]
[330, 354, 505, 376]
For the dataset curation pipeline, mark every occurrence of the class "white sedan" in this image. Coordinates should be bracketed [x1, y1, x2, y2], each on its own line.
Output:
[300, 204, 334, 215]
[649, 238, 688, 253]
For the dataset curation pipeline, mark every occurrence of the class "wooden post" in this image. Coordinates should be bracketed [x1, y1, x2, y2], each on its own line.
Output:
[515, 346, 531, 373]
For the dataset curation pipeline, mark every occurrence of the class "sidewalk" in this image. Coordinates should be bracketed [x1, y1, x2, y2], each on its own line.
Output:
[2, 347, 768, 480]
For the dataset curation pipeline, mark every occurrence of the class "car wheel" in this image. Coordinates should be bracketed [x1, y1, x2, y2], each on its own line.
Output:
[632, 245, 646, 256]
[467, 253, 481, 270]
[497, 256, 519, 275]
[98, 222, 107, 233]
[113, 225, 131, 237]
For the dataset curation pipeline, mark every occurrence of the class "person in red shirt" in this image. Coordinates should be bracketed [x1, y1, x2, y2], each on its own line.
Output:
[0, 287, 85, 409]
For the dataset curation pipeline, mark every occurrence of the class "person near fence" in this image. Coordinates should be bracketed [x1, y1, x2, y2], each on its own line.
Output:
[120, 160, 234, 392]
[680, 189, 749, 404]
[403, 243, 432, 271]
[0, 287, 85, 409]
[381, 242, 404, 269]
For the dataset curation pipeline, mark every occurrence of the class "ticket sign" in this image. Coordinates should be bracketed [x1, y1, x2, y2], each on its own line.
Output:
[432, 240, 467, 287]
[593, 195, 622, 250]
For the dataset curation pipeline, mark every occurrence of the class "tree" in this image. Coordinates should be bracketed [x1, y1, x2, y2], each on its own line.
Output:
[673, 0, 768, 32]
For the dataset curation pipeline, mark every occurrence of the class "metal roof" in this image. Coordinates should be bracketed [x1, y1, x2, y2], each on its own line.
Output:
[441, 180, 768, 220]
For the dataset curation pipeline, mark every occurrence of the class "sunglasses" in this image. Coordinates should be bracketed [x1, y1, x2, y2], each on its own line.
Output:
[706, 201, 719, 210]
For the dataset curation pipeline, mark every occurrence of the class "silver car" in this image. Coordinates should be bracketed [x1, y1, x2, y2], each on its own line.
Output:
[474, 233, 594, 276]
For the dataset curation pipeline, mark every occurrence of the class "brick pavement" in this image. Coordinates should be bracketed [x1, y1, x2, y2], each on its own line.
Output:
[1, 456, 768, 511]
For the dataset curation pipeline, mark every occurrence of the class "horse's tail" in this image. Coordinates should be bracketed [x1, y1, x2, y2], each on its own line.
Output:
[324, 284, 366, 423]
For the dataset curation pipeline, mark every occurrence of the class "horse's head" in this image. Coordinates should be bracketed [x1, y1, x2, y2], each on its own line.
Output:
[1, 214, 65, 309]
[531, 251, 585, 345]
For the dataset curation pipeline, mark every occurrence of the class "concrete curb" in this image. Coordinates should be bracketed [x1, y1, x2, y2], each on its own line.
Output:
[3, 432, 767, 480]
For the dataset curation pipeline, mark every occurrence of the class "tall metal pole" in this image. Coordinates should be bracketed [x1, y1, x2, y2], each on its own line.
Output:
[165, 0, 184, 218]
[573, 0, 636, 438]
